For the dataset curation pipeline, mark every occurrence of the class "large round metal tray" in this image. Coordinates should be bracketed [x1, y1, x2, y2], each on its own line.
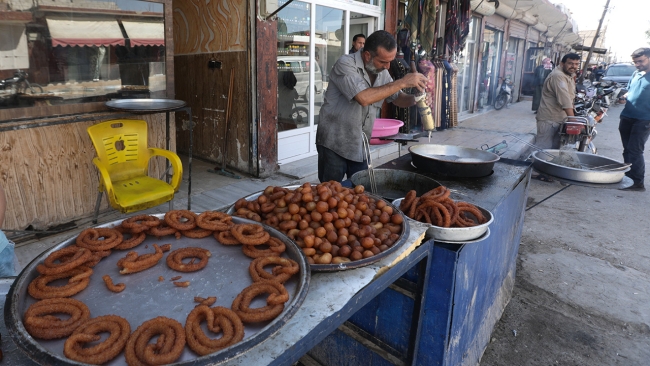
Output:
[106, 98, 186, 112]
[4, 215, 310, 366]
[349, 169, 441, 201]
[226, 186, 410, 272]
[393, 198, 493, 242]
[532, 150, 629, 183]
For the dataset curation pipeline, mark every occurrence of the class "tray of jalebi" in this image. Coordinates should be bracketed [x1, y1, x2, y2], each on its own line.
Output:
[226, 182, 410, 272]
[4, 213, 310, 365]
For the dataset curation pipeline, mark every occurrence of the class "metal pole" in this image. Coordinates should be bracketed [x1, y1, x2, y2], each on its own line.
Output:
[578, 0, 610, 84]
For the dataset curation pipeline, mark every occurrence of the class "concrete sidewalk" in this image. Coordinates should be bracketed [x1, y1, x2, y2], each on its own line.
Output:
[11, 100, 538, 274]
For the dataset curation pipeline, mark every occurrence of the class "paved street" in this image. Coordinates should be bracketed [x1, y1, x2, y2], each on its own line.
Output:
[481, 102, 650, 365]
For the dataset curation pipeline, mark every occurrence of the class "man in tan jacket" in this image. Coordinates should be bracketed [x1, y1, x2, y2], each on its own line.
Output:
[536, 53, 579, 149]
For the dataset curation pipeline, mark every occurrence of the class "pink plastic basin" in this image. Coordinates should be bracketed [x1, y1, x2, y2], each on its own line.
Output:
[370, 118, 404, 145]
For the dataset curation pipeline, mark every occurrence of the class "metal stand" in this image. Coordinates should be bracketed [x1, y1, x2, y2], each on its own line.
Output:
[378, 132, 428, 157]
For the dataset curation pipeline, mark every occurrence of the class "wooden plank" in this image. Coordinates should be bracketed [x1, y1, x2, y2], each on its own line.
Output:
[256, 17, 279, 177]
[174, 52, 250, 173]
[0, 113, 171, 230]
[172, 0, 247, 55]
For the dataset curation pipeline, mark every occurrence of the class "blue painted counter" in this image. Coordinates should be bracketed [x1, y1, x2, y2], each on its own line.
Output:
[306, 156, 531, 365]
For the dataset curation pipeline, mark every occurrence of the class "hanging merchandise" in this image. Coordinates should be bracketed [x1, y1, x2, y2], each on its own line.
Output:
[405, 0, 440, 55]
[445, 0, 472, 60]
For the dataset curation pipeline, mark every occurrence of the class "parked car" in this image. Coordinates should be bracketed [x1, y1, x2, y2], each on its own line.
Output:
[601, 63, 636, 88]
[277, 56, 323, 102]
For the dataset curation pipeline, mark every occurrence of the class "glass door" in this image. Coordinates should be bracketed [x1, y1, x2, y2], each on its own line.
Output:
[276, 0, 379, 164]
[456, 16, 480, 113]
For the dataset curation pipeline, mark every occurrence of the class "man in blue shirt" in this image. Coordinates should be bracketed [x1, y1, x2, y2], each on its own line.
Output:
[619, 48, 650, 191]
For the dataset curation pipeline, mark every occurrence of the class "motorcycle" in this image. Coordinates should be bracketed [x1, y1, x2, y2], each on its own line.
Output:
[493, 78, 513, 110]
[559, 115, 597, 153]
[0, 70, 43, 95]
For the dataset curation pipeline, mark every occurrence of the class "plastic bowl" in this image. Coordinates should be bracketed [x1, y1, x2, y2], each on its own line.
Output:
[370, 118, 404, 145]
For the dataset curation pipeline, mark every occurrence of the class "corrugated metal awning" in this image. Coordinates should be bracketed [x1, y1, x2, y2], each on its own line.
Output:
[121, 20, 164, 47]
[46, 16, 125, 47]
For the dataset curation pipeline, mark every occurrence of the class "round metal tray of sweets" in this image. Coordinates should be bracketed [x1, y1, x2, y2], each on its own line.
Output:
[393, 198, 493, 243]
[227, 186, 411, 272]
[4, 215, 310, 366]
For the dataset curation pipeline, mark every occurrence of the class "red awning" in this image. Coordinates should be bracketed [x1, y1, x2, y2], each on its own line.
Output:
[46, 16, 125, 47]
[121, 20, 164, 47]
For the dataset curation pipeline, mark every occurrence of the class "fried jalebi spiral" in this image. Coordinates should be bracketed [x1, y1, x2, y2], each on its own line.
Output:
[75, 228, 123, 251]
[166, 247, 211, 272]
[249, 256, 299, 283]
[231, 280, 288, 323]
[164, 210, 197, 231]
[124, 316, 186, 366]
[23, 298, 90, 339]
[181, 226, 213, 239]
[215, 230, 240, 245]
[401, 187, 486, 228]
[28, 266, 93, 299]
[121, 215, 161, 234]
[63, 315, 131, 364]
[185, 305, 244, 356]
[196, 211, 234, 232]
[230, 224, 270, 245]
[102, 274, 126, 293]
[36, 246, 92, 275]
[241, 237, 286, 258]
[117, 244, 164, 274]
[147, 221, 180, 239]
[114, 226, 147, 250]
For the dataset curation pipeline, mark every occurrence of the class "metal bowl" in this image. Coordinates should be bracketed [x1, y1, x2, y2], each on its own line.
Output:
[349, 169, 441, 201]
[227, 185, 410, 272]
[393, 198, 493, 243]
[409, 144, 499, 178]
[531, 150, 629, 183]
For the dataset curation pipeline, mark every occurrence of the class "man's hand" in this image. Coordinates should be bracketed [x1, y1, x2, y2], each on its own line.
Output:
[398, 61, 427, 92]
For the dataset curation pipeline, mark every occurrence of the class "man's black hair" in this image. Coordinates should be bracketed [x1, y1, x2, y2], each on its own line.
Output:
[561, 53, 581, 63]
[364, 30, 397, 55]
[631, 48, 650, 58]
[352, 34, 366, 42]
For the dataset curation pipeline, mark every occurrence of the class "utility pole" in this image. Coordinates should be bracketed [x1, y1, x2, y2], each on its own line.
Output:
[578, 0, 610, 83]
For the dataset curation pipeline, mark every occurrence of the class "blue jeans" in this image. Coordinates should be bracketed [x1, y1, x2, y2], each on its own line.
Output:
[619, 116, 650, 184]
[317, 145, 367, 183]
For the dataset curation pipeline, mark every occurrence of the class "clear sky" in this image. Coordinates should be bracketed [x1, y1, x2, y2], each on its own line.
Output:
[552, 0, 650, 62]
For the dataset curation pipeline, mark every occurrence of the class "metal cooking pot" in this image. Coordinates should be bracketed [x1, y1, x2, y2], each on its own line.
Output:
[349, 169, 441, 201]
[409, 144, 500, 178]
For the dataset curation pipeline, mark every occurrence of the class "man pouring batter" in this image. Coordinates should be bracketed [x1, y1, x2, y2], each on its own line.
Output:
[315, 30, 428, 184]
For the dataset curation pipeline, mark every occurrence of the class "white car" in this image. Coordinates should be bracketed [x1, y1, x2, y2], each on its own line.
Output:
[277, 56, 323, 102]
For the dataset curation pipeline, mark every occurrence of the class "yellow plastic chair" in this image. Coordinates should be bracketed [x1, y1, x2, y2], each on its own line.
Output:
[87, 119, 183, 223]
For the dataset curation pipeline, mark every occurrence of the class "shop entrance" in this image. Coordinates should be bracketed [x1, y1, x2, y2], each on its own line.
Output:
[276, 0, 379, 165]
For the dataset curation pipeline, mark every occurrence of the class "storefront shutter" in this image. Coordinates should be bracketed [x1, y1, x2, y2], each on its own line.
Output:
[484, 13, 506, 30]
[508, 20, 527, 40]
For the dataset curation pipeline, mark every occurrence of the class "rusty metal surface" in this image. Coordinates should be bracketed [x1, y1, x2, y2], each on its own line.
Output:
[226, 187, 411, 272]
[4, 216, 310, 366]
